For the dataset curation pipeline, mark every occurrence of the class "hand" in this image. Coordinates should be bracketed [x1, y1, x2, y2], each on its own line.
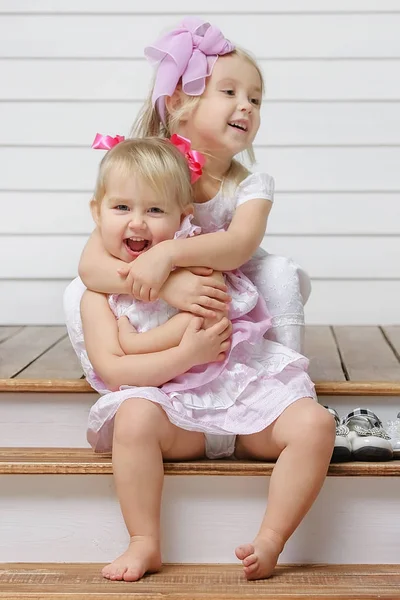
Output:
[117, 243, 173, 302]
[160, 268, 231, 319]
[179, 316, 232, 366]
[117, 316, 137, 354]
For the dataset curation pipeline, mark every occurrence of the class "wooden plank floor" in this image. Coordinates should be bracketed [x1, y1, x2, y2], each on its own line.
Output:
[1, 563, 400, 599]
[0, 325, 399, 382]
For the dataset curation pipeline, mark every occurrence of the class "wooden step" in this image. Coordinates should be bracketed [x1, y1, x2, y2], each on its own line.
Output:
[1, 447, 399, 476]
[1, 563, 399, 599]
[1, 378, 400, 396]
[1, 325, 400, 389]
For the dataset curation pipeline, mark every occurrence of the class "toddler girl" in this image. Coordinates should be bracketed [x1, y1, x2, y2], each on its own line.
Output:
[64, 136, 334, 583]
[79, 17, 310, 353]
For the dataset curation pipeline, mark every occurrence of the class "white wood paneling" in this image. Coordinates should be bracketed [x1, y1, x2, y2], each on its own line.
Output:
[2, 147, 399, 191]
[1, 475, 399, 563]
[1, 0, 399, 13]
[2, 279, 400, 325]
[3, 102, 399, 146]
[1, 235, 399, 280]
[2, 14, 400, 58]
[2, 60, 400, 101]
[3, 192, 400, 235]
[1, 2, 399, 325]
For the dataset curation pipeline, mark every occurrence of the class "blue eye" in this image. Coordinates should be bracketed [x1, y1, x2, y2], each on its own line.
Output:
[149, 207, 164, 214]
[115, 204, 130, 211]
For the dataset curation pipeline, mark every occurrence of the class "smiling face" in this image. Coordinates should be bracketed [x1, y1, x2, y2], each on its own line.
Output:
[92, 169, 188, 262]
[178, 53, 262, 160]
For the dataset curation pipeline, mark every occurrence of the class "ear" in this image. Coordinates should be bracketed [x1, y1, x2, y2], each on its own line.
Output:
[90, 197, 101, 226]
[165, 87, 188, 122]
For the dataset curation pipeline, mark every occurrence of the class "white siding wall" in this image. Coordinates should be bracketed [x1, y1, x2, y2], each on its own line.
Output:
[1, 0, 399, 324]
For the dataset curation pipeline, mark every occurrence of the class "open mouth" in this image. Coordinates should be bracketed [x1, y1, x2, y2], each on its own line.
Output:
[124, 237, 151, 256]
[228, 121, 248, 132]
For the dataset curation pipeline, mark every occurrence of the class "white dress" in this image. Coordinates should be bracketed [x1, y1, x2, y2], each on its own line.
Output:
[64, 218, 316, 458]
[193, 173, 311, 352]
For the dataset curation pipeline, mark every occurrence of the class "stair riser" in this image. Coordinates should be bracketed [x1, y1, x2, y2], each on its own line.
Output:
[1, 393, 399, 447]
[1, 475, 399, 564]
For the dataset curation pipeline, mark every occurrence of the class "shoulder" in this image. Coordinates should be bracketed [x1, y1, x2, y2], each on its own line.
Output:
[236, 172, 275, 204]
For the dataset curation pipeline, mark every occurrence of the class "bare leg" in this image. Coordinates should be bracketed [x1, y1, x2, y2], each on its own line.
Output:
[234, 398, 335, 580]
[102, 397, 205, 582]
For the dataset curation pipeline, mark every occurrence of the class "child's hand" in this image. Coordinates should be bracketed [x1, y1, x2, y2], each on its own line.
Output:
[117, 316, 137, 353]
[117, 245, 173, 302]
[160, 268, 231, 319]
[179, 316, 232, 366]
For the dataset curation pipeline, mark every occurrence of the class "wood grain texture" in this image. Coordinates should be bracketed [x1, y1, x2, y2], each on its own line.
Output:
[16, 336, 82, 379]
[0, 563, 399, 599]
[304, 326, 345, 381]
[2, 379, 400, 395]
[382, 326, 400, 360]
[0, 448, 399, 477]
[0, 327, 66, 378]
[0, 326, 22, 344]
[333, 326, 400, 381]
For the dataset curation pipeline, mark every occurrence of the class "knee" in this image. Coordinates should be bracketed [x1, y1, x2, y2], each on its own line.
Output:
[294, 403, 336, 448]
[114, 398, 161, 446]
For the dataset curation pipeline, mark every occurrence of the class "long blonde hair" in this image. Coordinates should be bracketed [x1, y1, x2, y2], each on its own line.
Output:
[131, 47, 264, 189]
[93, 137, 193, 211]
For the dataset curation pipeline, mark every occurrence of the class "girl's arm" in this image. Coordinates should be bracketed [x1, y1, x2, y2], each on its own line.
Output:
[121, 199, 271, 301]
[167, 198, 272, 271]
[79, 230, 230, 316]
[79, 228, 130, 294]
[81, 290, 230, 391]
[117, 312, 192, 355]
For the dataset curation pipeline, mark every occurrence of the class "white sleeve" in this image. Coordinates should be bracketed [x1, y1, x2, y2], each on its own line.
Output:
[236, 172, 275, 207]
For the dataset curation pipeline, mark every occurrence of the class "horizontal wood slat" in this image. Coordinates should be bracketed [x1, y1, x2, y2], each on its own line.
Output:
[1, 60, 399, 101]
[2, 14, 399, 58]
[3, 147, 400, 191]
[0, 562, 400, 599]
[3, 102, 400, 147]
[1, 379, 400, 395]
[1, 0, 399, 13]
[0, 448, 399, 476]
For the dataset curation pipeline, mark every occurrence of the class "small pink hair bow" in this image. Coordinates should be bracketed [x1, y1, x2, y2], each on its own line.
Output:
[145, 17, 235, 124]
[170, 134, 205, 183]
[92, 133, 125, 150]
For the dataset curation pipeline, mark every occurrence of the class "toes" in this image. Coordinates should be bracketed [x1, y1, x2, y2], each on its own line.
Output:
[243, 554, 257, 567]
[123, 567, 143, 582]
[235, 543, 254, 561]
[244, 563, 260, 580]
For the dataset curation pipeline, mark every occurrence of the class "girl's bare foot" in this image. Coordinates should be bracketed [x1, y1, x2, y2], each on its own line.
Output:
[235, 530, 284, 580]
[102, 535, 162, 582]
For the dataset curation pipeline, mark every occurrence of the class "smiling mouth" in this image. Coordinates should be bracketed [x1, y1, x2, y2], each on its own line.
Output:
[124, 238, 150, 255]
[228, 121, 248, 132]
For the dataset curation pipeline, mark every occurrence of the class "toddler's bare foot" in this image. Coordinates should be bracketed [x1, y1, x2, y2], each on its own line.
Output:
[235, 530, 284, 580]
[102, 535, 161, 582]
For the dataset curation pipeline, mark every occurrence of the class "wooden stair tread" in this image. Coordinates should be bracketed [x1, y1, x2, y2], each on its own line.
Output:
[1, 378, 400, 395]
[1, 448, 399, 476]
[1, 563, 399, 599]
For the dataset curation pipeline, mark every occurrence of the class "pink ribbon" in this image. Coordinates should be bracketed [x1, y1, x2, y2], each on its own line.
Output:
[91, 133, 125, 150]
[170, 134, 205, 183]
[145, 17, 235, 124]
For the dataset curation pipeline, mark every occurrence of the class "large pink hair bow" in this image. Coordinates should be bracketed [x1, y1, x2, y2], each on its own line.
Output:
[92, 133, 125, 150]
[170, 134, 205, 183]
[145, 17, 235, 124]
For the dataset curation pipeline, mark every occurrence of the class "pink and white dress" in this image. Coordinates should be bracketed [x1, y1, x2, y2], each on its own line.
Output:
[64, 217, 315, 458]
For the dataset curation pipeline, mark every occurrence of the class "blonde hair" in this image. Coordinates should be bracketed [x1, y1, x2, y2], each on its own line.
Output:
[131, 47, 264, 188]
[93, 137, 193, 211]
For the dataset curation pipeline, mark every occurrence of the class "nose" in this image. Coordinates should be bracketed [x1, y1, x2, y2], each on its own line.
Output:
[238, 97, 252, 114]
[128, 215, 146, 230]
